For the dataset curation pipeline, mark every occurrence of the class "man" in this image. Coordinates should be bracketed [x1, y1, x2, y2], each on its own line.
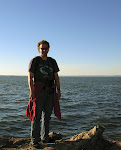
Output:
[28, 40, 61, 146]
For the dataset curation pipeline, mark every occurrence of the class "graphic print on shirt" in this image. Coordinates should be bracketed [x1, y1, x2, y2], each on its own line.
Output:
[39, 64, 53, 78]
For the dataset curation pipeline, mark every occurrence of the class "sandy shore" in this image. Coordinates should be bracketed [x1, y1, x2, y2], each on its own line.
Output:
[1, 125, 121, 150]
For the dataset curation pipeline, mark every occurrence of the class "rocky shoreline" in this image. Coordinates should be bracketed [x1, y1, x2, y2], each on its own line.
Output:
[0, 125, 121, 150]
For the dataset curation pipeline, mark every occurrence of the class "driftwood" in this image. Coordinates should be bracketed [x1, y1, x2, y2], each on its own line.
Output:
[0, 125, 121, 150]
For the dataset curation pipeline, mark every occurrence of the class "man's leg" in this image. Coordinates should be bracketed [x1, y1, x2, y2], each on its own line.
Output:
[31, 116, 41, 144]
[31, 92, 45, 144]
[41, 93, 54, 142]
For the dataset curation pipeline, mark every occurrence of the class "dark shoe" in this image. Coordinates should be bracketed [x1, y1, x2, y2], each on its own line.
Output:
[32, 142, 41, 148]
[41, 139, 48, 143]
[41, 138, 55, 143]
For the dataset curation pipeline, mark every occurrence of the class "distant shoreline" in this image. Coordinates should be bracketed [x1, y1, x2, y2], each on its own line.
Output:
[0, 75, 121, 77]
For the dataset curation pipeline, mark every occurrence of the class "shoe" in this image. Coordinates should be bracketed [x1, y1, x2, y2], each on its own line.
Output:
[41, 139, 48, 143]
[32, 142, 41, 148]
[41, 138, 55, 143]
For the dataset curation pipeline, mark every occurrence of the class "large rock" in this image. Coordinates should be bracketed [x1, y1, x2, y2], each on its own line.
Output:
[49, 132, 62, 141]
[69, 125, 105, 141]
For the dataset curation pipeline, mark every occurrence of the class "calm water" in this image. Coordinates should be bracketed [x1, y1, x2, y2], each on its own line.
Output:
[0, 76, 121, 141]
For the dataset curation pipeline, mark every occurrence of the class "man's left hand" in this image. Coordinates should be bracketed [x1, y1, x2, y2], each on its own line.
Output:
[57, 91, 61, 100]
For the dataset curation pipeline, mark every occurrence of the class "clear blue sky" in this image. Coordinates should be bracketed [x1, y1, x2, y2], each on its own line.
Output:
[0, 0, 121, 76]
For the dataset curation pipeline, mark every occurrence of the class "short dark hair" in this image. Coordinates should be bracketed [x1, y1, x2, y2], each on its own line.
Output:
[37, 40, 50, 48]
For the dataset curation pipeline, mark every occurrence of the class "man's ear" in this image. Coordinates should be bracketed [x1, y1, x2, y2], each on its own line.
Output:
[47, 49, 49, 53]
[38, 47, 40, 53]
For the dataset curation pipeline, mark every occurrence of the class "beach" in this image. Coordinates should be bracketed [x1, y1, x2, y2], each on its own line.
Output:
[1, 125, 121, 150]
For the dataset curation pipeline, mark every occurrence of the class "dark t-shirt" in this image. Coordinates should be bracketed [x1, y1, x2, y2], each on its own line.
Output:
[28, 56, 60, 84]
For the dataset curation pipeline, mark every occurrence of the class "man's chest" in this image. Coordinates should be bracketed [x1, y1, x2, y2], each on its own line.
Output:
[38, 62, 53, 76]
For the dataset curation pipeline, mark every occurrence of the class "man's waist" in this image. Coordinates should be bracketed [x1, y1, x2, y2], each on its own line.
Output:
[34, 79, 54, 86]
[34, 81, 55, 94]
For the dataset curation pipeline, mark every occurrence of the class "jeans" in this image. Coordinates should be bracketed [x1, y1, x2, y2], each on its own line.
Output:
[31, 89, 54, 143]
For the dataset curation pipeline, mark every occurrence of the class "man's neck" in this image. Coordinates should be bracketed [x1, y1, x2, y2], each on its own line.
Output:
[40, 55, 47, 60]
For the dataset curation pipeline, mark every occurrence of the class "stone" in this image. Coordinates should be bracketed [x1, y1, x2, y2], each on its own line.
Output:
[49, 132, 62, 141]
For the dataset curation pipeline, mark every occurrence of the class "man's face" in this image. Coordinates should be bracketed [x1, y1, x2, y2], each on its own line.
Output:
[38, 44, 49, 56]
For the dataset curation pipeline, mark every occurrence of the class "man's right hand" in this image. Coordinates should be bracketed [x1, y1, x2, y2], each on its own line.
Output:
[29, 91, 36, 101]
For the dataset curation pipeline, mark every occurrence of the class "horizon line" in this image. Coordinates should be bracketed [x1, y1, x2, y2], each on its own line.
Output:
[0, 75, 121, 77]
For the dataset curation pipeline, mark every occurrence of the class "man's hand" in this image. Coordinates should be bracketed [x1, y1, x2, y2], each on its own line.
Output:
[29, 91, 36, 102]
[57, 90, 61, 100]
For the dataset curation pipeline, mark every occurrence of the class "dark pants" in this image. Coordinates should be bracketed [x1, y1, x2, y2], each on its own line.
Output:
[31, 89, 54, 143]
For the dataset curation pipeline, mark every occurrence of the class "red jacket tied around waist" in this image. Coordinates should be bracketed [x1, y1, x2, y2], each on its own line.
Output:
[26, 82, 61, 122]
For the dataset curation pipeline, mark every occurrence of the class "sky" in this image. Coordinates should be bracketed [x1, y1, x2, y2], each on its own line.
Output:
[0, 0, 121, 76]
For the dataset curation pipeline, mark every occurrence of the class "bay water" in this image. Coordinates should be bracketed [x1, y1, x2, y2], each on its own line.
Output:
[0, 76, 121, 141]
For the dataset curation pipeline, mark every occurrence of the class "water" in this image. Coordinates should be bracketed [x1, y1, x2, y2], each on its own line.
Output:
[0, 76, 121, 141]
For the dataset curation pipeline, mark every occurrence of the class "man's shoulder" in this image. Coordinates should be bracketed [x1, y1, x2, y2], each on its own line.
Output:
[30, 56, 41, 62]
[33, 56, 41, 60]
[48, 57, 56, 62]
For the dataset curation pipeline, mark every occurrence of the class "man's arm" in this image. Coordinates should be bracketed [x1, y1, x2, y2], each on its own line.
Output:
[28, 72, 35, 100]
[54, 72, 61, 100]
